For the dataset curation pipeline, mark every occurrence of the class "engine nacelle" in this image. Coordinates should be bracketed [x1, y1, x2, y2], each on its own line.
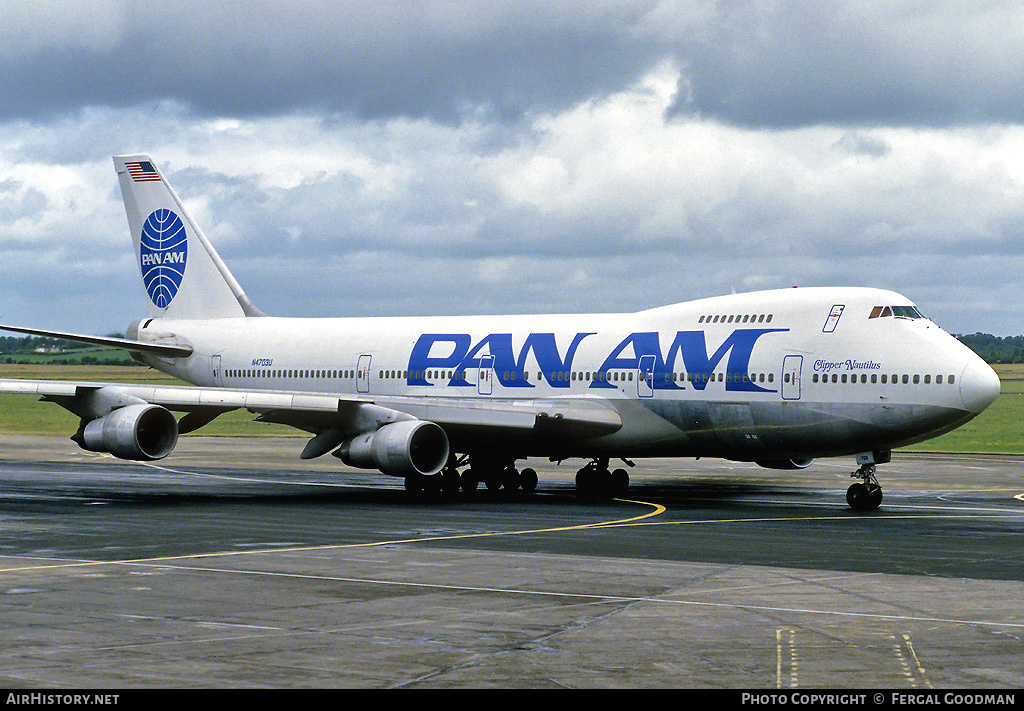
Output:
[76, 404, 179, 461]
[755, 457, 815, 470]
[334, 420, 449, 477]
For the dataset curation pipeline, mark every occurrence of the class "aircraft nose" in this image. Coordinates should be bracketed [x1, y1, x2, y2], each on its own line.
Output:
[959, 357, 1000, 413]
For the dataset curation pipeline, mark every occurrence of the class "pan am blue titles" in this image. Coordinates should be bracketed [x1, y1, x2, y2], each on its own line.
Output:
[0, 156, 1000, 510]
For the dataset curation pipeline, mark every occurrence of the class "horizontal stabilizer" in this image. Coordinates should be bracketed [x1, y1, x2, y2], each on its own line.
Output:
[0, 324, 193, 358]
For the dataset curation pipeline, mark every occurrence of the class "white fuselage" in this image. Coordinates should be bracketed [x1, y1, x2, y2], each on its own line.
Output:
[133, 286, 999, 462]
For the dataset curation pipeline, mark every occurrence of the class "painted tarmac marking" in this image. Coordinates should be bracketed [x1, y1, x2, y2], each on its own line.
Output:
[0, 497, 665, 575]
[2, 501, 1023, 632]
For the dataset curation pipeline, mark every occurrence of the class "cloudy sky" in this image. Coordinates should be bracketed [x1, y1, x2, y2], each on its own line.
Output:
[1, 0, 1022, 336]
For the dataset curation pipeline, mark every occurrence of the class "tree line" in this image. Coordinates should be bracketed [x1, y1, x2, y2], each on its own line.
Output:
[956, 333, 1024, 364]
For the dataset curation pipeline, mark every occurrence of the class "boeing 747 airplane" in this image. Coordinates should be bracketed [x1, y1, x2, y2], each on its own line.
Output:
[0, 155, 1001, 510]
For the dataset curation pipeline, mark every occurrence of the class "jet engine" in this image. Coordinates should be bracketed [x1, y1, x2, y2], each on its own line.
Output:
[74, 403, 179, 461]
[334, 420, 449, 477]
[755, 457, 815, 470]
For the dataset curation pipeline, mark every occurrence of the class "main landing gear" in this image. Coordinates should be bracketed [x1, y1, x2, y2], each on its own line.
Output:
[846, 451, 888, 511]
[459, 462, 538, 494]
[405, 454, 538, 497]
[402, 454, 636, 499]
[575, 458, 631, 497]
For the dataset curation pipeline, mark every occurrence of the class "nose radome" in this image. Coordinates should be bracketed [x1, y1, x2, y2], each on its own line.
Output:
[960, 358, 1001, 413]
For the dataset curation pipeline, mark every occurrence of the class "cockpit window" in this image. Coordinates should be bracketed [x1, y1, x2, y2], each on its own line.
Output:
[870, 305, 924, 319]
[892, 306, 924, 319]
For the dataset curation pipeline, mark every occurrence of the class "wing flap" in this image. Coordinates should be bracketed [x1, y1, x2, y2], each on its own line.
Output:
[0, 380, 81, 397]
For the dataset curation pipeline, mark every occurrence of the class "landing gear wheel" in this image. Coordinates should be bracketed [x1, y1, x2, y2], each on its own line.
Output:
[460, 469, 479, 494]
[441, 467, 461, 496]
[575, 467, 593, 493]
[502, 467, 520, 492]
[846, 483, 871, 510]
[576, 463, 606, 495]
[610, 468, 629, 496]
[520, 467, 538, 493]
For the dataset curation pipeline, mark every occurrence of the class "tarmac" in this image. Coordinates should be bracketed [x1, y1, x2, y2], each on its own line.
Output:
[1, 435, 1022, 688]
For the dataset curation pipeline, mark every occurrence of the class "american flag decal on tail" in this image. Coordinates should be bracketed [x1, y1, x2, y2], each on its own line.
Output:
[125, 161, 161, 182]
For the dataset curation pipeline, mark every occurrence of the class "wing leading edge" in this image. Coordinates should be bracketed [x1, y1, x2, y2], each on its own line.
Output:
[0, 377, 622, 457]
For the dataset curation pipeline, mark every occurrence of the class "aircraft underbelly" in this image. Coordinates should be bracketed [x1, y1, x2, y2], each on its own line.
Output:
[583, 398, 974, 460]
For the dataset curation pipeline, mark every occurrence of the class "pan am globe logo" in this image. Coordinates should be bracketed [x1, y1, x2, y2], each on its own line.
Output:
[139, 209, 188, 308]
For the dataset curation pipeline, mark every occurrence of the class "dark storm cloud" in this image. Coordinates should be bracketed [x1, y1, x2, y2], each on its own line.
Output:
[4, 2, 1022, 128]
[673, 1, 1024, 127]
[0, 2, 656, 124]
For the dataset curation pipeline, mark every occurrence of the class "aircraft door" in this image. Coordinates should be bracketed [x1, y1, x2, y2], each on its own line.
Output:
[638, 355, 656, 398]
[822, 304, 845, 333]
[357, 354, 372, 394]
[478, 354, 495, 395]
[211, 354, 223, 387]
[782, 355, 803, 401]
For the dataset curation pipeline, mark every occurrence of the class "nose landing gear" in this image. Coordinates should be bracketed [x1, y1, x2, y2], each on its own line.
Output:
[847, 451, 888, 511]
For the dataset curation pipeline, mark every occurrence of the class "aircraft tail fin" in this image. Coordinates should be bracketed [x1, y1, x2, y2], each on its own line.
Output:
[113, 154, 265, 319]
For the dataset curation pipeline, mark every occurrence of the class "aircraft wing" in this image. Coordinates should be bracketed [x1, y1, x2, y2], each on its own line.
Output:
[0, 379, 623, 440]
